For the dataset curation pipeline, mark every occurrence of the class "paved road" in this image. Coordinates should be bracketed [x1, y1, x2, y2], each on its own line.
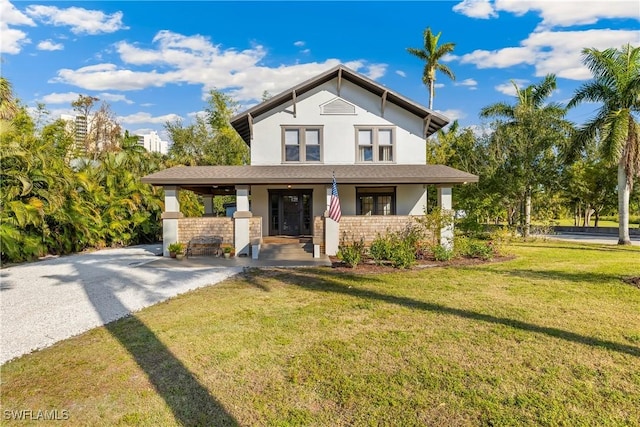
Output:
[0, 245, 242, 365]
[543, 232, 640, 246]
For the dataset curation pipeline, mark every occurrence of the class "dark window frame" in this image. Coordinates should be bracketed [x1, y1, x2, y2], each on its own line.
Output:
[356, 186, 396, 215]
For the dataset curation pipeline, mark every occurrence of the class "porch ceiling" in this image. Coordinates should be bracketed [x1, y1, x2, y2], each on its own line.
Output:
[141, 164, 479, 190]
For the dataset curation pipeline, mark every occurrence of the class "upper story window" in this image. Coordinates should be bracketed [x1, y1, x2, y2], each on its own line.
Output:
[282, 126, 323, 163]
[356, 126, 395, 163]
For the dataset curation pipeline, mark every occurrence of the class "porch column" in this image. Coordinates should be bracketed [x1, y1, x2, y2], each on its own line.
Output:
[438, 186, 454, 250]
[325, 185, 339, 255]
[233, 185, 251, 256]
[162, 186, 183, 256]
[203, 195, 214, 216]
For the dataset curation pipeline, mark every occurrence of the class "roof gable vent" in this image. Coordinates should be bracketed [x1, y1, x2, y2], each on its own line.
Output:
[320, 97, 356, 115]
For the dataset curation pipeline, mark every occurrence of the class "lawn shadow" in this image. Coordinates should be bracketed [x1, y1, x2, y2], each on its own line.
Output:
[47, 263, 238, 426]
[517, 242, 640, 253]
[472, 267, 627, 285]
[275, 269, 640, 358]
[240, 266, 383, 292]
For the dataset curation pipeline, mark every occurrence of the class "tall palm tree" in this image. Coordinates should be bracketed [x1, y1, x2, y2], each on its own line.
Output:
[567, 44, 640, 245]
[407, 28, 456, 109]
[480, 75, 570, 238]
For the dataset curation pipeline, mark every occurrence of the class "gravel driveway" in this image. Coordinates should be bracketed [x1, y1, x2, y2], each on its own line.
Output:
[0, 245, 242, 365]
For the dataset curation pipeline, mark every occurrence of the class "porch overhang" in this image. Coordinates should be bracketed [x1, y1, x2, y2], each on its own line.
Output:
[141, 164, 479, 195]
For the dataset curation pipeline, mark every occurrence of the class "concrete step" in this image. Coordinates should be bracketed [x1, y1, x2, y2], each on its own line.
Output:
[259, 241, 313, 260]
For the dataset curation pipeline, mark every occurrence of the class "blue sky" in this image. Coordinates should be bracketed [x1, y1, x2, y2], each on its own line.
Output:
[2, 0, 639, 141]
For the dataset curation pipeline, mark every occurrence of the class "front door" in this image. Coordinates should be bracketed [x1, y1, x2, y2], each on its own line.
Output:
[269, 190, 312, 236]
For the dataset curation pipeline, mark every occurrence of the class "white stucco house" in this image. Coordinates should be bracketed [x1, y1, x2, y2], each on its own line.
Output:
[142, 65, 478, 258]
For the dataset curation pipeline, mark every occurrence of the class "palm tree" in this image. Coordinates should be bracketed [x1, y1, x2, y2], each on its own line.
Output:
[480, 75, 570, 238]
[567, 44, 640, 245]
[407, 28, 456, 109]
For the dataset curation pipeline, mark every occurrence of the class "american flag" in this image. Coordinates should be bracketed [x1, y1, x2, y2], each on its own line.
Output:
[329, 174, 341, 223]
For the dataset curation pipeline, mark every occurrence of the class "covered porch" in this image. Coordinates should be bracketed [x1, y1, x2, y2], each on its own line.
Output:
[141, 164, 479, 259]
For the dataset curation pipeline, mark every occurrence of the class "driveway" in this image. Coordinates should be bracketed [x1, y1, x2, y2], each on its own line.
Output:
[543, 232, 640, 246]
[0, 245, 242, 365]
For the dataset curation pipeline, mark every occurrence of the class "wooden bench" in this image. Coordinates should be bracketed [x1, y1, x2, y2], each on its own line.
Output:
[185, 235, 223, 258]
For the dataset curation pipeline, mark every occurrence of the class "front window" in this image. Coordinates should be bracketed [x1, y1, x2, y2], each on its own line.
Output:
[355, 127, 395, 163]
[282, 126, 323, 163]
[356, 187, 396, 215]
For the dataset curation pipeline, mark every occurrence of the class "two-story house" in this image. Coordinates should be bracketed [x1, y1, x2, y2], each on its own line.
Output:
[142, 65, 478, 258]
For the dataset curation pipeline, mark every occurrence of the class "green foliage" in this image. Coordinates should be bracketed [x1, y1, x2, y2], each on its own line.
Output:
[432, 244, 454, 261]
[369, 233, 393, 264]
[166, 89, 249, 167]
[0, 83, 165, 263]
[168, 242, 185, 254]
[337, 235, 365, 268]
[455, 236, 494, 260]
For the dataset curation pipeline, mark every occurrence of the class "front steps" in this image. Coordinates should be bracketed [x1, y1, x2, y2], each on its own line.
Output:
[259, 236, 313, 261]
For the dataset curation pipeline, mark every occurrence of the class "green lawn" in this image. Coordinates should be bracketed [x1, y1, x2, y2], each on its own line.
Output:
[1, 241, 639, 426]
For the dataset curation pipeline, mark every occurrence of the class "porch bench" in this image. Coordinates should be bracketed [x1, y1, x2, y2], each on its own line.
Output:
[185, 235, 223, 258]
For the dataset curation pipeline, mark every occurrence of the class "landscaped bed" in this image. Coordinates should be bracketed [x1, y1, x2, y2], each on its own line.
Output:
[1, 240, 639, 426]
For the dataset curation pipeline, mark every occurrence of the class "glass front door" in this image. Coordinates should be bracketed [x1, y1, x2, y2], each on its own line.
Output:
[269, 190, 312, 236]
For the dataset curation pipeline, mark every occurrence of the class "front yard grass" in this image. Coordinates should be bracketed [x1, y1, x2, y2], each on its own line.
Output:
[1, 240, 639, 426]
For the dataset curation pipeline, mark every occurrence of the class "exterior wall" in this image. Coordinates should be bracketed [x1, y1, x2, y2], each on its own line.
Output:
[397, 184, 428, 215]
[249, 216, 262, 242]
[339, 215, 433, 246]
[251, 184, 328, 236]
[250, 79, 426, 166]
[178, 216, 263, 245]
[249, 184, 426, 236]
[178, 217, 234, 245]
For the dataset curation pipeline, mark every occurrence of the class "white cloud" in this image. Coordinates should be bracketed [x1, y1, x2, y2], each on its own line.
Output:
[37, 39, 64, 51]
[26, 4, 128, 35]
[494, 0, 639, 30]
[98, 92, 134, 104]
[0, 26, 31, 54]
[1, 0, 35, 25]
[452, 0, 497, 19]
[294, 41, 305, 47]
[434, 83, 445, 89]
[300, 49, 310, 54]
[454, 0, 639, 30]
[118, 112, 181, 125]
[454, 78, 478, 89]
[457, 29, 638, 80]
[0, 0, 35, 54]
[495, 79, 529, 96]
[436, 109, 467, 121]
[53, 30, 387, 102]
[40, 92, 80, 104]
[396, 70, 406, 78]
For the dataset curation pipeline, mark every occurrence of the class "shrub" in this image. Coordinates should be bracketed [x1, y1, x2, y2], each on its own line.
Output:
[337, 235, 365, 268]
[369, 233, 393, 265]
[432, 244, 454, 262]
[389, 241, 416, 269]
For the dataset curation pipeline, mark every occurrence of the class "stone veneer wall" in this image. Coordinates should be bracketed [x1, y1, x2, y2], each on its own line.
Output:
[339, 215, 432, 245]
[178, 216, 263, 246]
[178, 217, 234, 245]
[249, 217, 262, 242]
[313, 216, 325, 253]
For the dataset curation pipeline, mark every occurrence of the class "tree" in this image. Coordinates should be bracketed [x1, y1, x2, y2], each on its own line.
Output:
[407, 27, 456, 109]
[567, 44, 640, 245]
[480, 75, 571, 238]
[167, 89, 248, 166]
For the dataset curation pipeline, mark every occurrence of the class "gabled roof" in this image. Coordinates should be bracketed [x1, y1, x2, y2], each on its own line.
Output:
[230, 64, 450, 145]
